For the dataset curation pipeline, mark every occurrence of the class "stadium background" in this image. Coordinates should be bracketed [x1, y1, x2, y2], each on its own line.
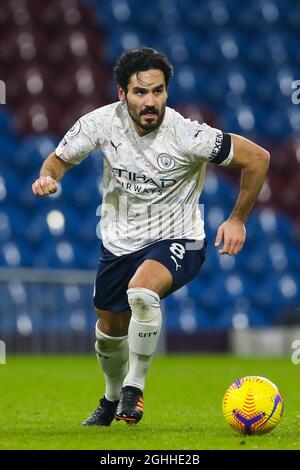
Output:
[0, 0, 300, 355]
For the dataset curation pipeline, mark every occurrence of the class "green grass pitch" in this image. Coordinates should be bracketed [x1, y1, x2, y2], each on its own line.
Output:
[0, 354, 299, 450]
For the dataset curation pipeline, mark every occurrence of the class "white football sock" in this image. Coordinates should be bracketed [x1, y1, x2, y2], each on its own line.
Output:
[123, 287, 162, 392]
[95, 324, 129, 402]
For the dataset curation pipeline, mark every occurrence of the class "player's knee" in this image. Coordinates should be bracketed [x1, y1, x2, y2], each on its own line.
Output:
[95, 332, 129, 372]
[95, 312, 128, 337]
[127, 287, 160, 322]
[95, 326, 128, 353]
[127, 278, 142, 290]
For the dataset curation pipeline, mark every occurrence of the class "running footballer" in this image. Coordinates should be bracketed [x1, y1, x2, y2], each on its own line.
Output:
[32, 47, 270, 426]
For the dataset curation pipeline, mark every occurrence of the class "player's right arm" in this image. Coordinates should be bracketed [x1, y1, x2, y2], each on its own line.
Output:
[32, 152, 74, 196]
[32, 108, 105, 197]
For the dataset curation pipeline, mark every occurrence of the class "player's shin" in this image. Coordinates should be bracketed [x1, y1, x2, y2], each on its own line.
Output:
[95, 325, 129, 402]
[124, 288, 162, 391]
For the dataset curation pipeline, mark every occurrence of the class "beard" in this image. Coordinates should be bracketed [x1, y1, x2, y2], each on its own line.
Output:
[127, 101, 166, 133]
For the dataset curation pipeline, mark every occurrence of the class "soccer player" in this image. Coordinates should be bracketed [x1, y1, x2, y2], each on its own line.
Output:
[32, 47, 270, 426]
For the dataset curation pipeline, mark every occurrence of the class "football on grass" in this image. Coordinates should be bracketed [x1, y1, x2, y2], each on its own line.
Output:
[223, 376, 284, 435]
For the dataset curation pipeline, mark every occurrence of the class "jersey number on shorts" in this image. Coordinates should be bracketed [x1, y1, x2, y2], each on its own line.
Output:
[170, 243, 185, 271]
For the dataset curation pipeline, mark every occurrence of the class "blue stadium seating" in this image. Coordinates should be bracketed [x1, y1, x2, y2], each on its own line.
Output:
[0, 107, 17, 135]
[0, 0, 300, 335]
[12, 135, 59, 175]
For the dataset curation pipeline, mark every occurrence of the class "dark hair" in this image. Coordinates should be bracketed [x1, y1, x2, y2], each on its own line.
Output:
[113, 47, 174, 92]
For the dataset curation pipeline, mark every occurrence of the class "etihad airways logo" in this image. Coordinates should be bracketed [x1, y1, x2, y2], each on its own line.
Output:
[111, 167, 176, 194]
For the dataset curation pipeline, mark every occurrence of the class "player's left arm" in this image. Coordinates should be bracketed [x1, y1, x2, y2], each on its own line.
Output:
[214, 133, 270, 256]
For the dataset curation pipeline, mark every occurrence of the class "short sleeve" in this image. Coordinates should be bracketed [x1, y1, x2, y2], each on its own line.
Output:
[187, 121, 233, 167]
[55, 110, 103, 165]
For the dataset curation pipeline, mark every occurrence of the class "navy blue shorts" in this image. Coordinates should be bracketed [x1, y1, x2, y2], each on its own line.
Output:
[93, 238, 207, 312]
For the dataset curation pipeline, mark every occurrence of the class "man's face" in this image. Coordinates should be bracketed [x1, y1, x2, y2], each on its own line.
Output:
[119, 69, 168, 136]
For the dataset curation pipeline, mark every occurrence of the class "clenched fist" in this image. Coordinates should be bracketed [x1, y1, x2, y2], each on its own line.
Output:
[32, 176, 58, 196]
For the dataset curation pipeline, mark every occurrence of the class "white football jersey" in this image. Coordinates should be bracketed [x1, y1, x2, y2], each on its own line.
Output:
[56, 101, 233, 256]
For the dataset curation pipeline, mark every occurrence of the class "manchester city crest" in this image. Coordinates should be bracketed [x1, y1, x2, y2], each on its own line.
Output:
[157, 153, 175, 170]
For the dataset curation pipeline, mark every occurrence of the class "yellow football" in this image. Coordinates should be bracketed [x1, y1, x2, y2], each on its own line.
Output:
[223, 376, 284, 435]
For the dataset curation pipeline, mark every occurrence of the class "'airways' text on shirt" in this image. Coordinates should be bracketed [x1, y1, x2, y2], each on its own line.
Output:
[111, 167, 176, 188]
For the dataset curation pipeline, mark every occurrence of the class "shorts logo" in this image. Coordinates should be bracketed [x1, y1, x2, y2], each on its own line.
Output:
[157, 153, 175, 170]
[170, 243, 185, 271]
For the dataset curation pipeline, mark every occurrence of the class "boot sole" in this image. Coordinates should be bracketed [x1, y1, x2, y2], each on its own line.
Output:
[115, 415, 141, 425]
